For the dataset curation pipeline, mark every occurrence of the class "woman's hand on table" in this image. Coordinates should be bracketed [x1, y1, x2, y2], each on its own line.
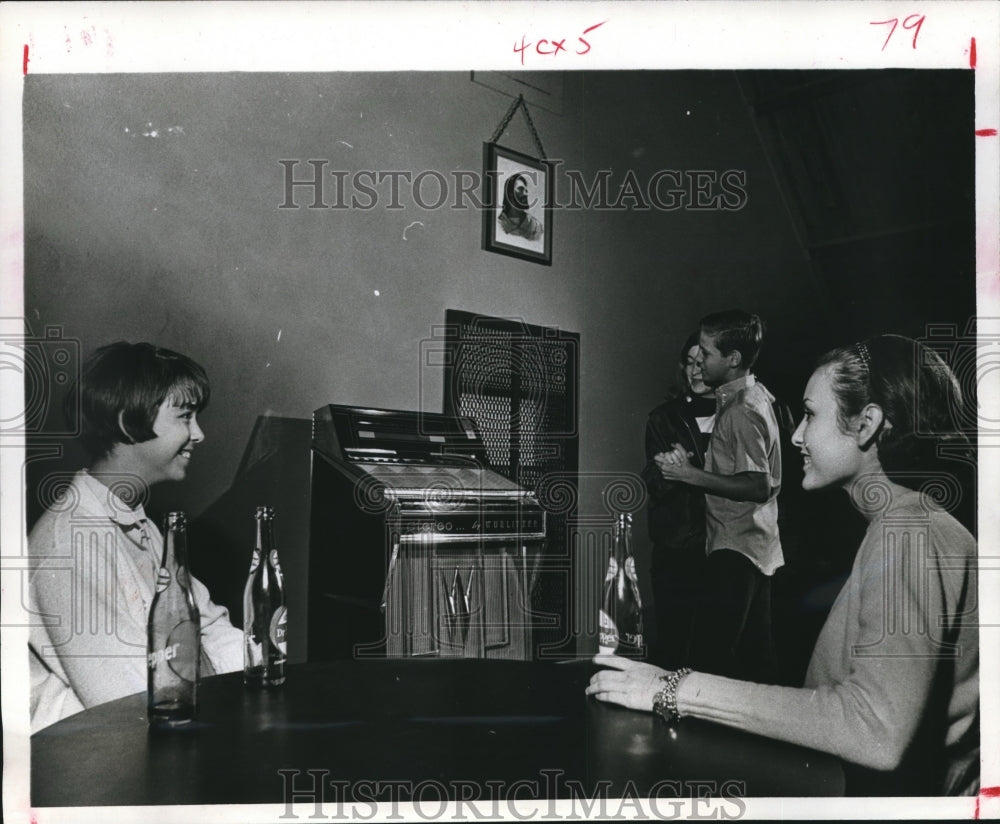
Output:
[586, 655, 667, 712]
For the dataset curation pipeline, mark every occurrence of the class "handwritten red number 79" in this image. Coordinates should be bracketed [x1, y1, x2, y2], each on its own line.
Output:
[871, 14, 926, 51]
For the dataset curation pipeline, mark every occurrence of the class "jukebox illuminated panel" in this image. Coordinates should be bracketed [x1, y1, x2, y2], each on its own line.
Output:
[309, 404, 545, 660]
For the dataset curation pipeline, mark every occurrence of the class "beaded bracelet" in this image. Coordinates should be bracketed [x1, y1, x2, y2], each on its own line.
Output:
[652, 667, 692, 724]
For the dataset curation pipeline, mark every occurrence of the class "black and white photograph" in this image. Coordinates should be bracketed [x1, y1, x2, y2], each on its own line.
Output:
[1, 2, 998, 822]
[483, 142, 554, 264]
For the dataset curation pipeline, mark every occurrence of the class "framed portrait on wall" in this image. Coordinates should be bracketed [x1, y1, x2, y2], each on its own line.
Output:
[482, 143, 554, 266]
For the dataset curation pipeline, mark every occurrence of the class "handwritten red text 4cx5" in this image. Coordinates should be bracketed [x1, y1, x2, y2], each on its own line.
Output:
[514, 21, 607, 66]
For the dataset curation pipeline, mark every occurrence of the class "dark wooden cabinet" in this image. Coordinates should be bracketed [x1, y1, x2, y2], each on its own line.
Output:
[308, 404, 546, 661]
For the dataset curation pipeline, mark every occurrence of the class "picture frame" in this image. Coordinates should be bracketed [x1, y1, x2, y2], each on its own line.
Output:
[482, 142, 554, 266]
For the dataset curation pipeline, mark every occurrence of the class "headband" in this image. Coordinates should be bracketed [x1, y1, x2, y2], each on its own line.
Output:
[856, 341, 871, 370]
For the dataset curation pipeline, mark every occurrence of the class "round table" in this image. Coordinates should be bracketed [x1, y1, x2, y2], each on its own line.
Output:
[32, 659, 844, 807]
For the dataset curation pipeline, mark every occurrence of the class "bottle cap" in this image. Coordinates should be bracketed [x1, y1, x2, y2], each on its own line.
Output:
[255, 506, 275, 519]
[165, 511, 187, 528]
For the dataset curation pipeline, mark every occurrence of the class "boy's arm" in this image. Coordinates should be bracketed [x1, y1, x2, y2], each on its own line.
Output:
[678, 464, 769, 502]
[656, 403, 774, 503]
[656, 455, 770, 503]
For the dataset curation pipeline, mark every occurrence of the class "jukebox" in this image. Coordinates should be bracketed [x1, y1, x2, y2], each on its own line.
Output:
[309, 404, 546, 660]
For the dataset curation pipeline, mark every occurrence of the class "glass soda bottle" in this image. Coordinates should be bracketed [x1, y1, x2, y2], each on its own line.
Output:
[243, 506, 287, 687]
[147, 511, 201, 727]
[598, 512, 644, 657]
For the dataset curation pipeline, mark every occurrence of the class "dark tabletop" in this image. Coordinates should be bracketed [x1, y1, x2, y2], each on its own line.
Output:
[32, 659, 844, 807]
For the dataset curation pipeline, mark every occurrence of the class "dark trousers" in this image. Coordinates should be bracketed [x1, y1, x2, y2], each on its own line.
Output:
[650, 545, 706, 670]
[690, 548, 777, 683]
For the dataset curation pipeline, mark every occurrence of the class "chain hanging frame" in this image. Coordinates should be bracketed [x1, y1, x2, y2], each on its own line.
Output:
[489, 94, 547, 161]
[482, 94, 553, 265]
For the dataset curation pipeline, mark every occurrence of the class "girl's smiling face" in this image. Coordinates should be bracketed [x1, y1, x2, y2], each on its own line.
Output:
[684, 344, 711, 396]
[792, 365, 868, 491]
[130, 395, 205, 485]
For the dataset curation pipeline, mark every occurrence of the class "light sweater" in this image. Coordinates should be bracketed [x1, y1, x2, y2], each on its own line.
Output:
[678, 485, 979, 795]
[28, 470, 244, 731]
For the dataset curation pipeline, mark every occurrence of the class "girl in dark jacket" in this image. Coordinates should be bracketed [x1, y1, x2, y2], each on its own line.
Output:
[642, 332, 716, 668]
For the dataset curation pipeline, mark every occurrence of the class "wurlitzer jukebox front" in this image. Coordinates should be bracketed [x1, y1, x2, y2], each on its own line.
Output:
[309, 404, 546, 660]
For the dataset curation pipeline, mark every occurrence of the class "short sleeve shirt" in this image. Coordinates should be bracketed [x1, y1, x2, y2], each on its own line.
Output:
[704, 374, 784, 575]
